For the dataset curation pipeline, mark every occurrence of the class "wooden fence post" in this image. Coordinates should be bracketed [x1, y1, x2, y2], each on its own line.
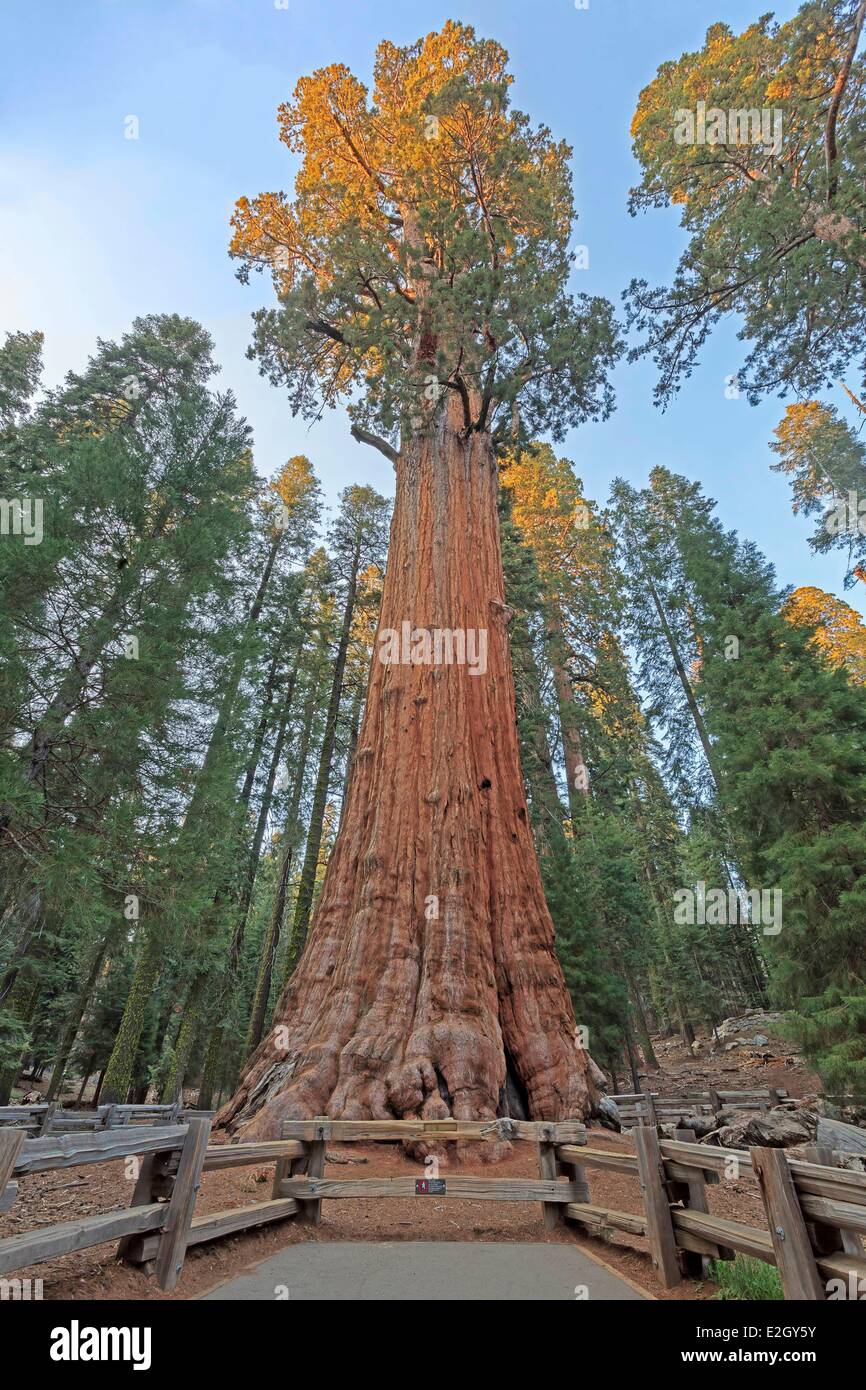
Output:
[555, 1143, 590, 1232]
[669, 1127, 722, 1277]
[634, 1123, 681, 1289]
[154, 1116, 211, 1292]
[277, 1119, 328, 1222]
[0, 1130, 24, 1215]
[537, 1123, 563, 1231]
[303, 1116, 327, 1226]
[803, 1143, 865, 1260]
[642, 1092, 658, 1127]
[118, 1139, 183, 1269]
[750, 1145, 825, 1300]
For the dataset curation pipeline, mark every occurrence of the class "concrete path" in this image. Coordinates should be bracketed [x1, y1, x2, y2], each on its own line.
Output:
[202, 1241, 646, 1300]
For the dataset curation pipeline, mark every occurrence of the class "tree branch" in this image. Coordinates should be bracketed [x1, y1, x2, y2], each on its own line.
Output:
[824, 0, 866, 200]
[445, 375, 473, 433]
[305, 318, 347, 345]
[350, 424, 398, 465]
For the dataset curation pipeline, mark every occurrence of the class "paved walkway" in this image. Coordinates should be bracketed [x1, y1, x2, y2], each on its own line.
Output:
[202, 1240, 646, 1301]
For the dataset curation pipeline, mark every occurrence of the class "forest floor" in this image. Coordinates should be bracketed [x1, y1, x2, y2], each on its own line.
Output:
[3, 1018, 820, 1302]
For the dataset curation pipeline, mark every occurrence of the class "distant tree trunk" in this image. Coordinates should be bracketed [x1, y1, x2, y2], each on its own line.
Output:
[195, 641, 311, 1106]
[100, 922, 161, 1104]
[630, 987, 660, 1073]
[284, 540, 361, 975]
[101, 534, 285, 1104]
[623, 1025, 641, 1094]
[46, 931, 116, 1100]
[548, 613, 590, 818]
[76, 1061, 95, 1106]
[246, 675, 320, 1055]
[219, 401, 598, 1138]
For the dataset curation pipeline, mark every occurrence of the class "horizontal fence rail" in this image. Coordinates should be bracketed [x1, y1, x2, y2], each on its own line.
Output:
[279, 1117, 587, 1143]
[277, 1176, 580, 1202]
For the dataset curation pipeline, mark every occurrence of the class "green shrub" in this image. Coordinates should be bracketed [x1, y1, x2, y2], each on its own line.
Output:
[710, 1256, 783, 1301]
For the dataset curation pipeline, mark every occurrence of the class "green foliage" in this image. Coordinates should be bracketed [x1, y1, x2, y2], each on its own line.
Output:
[626, 2, 866, 406]
[647, 464, 866, 1090]
[231, 21, 621, 446]
[771, 399, 866, 585]
[711, 1256, 784, 1301]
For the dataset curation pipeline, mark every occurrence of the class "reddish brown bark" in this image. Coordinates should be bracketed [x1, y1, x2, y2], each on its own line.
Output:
[218, 400, 597, 1139]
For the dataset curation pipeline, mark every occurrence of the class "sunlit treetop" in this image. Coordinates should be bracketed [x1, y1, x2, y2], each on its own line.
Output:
[626, 1, 866, 407]
[771, 396, 866, 582]
[264, 453, 321, 541]
[782, 583, 866, 681]
[500, 442, 617, 618]
[230, 21, 621, 450]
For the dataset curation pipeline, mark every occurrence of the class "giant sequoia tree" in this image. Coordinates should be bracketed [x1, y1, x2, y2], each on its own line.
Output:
[219, 23, 620, 1136]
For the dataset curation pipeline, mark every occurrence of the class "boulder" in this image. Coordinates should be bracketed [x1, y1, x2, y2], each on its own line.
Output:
[659, 1113, 716, 1139]
[713, 1011, 783, 1043]
[704, 1106, 817, 1150]
[594, 1095, 622, 1132]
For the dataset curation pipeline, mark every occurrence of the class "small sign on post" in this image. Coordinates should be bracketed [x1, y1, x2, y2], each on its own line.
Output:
[415, 1178, 446, 1195]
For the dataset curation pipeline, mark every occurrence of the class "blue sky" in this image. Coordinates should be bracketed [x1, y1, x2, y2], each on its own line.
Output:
[2, 0, 863, 612]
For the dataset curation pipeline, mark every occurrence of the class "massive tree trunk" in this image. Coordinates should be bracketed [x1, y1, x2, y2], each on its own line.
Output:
[218, 402, 597, 1139]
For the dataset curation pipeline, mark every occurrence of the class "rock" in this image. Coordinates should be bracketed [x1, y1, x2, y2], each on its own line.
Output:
[660, 1113, 716, 1139]
[704, 1107, 817, 1150]
[723, 1033, 770, 1049]
[594, 1096, 622, 1132]
[713, 1012, 783, 1043]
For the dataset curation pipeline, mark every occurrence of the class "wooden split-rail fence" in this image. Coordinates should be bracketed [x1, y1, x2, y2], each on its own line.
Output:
[0, 1101, 196, 1136]
[1, 1112, 864, 1298]
[567, 1126, 866, 1299]
[610, 1087, 788, 1128]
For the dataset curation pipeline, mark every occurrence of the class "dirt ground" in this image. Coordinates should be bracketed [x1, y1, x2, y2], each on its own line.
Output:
[2, 1022, 820, 1302]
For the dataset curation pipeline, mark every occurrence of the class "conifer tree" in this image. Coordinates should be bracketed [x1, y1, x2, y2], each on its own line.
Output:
[658, 466, 866, 1091]
[221, 22, 621, 1136]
